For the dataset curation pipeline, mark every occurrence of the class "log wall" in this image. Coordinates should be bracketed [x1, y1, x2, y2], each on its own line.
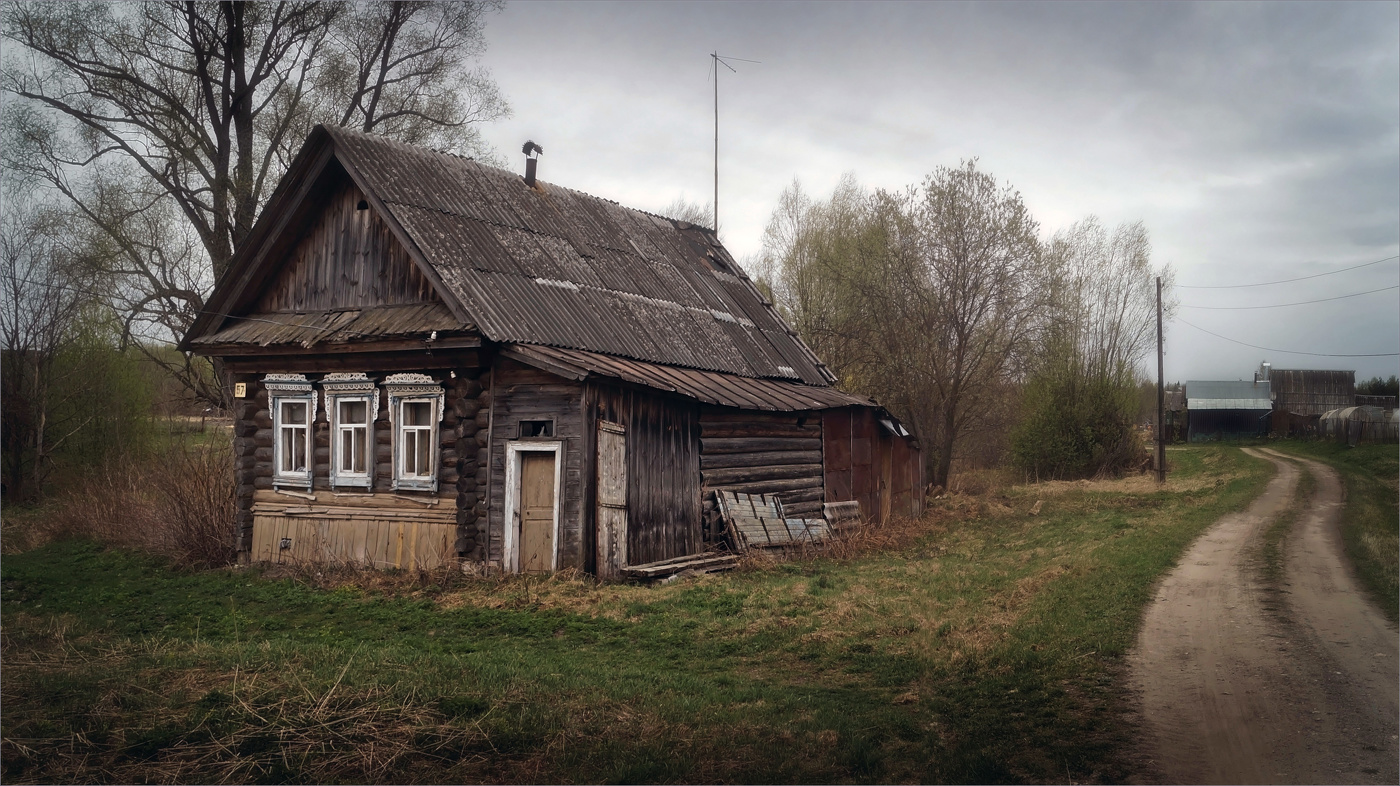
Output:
[698, 407, 826, 519]
[230, 363, 489, 564]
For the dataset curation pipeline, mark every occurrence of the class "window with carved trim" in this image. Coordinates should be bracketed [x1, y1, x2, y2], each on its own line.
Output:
[384, 373, 443, 492]
[322, 373, 376, 489]
[265, 374, 315, 489]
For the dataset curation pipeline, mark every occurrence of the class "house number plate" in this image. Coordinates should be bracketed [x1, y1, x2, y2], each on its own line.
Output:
[234, 382, 247, 398]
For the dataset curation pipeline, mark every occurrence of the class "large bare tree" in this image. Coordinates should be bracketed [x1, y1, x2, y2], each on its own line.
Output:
[759, 162, 1046, 489]
[2, 1, 509, 403]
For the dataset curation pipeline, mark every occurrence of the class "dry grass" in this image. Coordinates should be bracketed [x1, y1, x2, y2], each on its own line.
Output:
[6, 440, 236, 569]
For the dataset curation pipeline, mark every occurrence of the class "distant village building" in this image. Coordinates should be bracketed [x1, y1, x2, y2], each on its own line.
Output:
[182, 126, 921, 576]
[1269, 367, 1355, 436]
[1185, 380, 1272, 442]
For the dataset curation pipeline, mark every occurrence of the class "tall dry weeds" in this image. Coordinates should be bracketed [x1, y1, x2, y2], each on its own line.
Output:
[28, 441, 235, 568]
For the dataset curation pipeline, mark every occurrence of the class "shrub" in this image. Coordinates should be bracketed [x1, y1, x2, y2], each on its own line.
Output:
[28, 436, 235, 568]
[1011, 367, 1145, 480]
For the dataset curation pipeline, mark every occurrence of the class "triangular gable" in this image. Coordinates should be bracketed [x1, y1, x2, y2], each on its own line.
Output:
[254, 175, 439, 313]
[182, 128, 469, 348]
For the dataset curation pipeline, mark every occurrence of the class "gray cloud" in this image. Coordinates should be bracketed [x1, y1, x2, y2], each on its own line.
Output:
[476, 0, 1399, 380]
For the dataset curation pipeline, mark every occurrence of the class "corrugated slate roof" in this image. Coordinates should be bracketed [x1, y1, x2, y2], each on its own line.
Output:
[323, 126, 833, 386]
[501, 344, 873, 412]
[1186, 380, 1272, 411]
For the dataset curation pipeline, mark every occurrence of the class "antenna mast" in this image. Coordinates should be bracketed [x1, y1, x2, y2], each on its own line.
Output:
[710, 52, 757, 235]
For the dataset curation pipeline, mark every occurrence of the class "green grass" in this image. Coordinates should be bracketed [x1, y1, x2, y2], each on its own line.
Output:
[1, 446, 1273, 784]
[1267, 440, 1399, 621]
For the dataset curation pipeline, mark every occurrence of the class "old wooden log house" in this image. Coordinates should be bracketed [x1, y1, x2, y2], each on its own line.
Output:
[183, 126, 922, 577]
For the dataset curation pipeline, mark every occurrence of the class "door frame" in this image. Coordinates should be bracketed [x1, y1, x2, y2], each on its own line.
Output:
[503, 440, 563, 574]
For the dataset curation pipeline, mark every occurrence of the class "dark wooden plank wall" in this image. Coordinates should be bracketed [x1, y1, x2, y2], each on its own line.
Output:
[590, 384, 702, 566]
[230, 367, 485, 556]
[822, 407, 923, 523]
[698, 407, 825, 518]
[256, 176, 437, 313]
[485, 359, 586, 569]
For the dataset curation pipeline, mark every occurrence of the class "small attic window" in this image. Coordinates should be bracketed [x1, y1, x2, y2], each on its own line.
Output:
[356, 199, 369, 211]
[519, 419, 554, 438]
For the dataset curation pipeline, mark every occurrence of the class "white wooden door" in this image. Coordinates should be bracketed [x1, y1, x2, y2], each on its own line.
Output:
[596, 421, 627, 578]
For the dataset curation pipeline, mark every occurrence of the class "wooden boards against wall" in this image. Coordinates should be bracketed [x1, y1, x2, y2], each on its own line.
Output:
[249, 501, 456, 570]
[698, 408, 825, 518]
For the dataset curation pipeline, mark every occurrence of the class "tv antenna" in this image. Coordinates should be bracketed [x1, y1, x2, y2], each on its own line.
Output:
[710, 51, 759, 235]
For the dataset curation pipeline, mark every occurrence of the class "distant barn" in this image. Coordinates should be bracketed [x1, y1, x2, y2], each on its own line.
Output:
[1185, 380, 1272, 441]
[1269, 368, 1354, 436]
[182, 126, 922, 576]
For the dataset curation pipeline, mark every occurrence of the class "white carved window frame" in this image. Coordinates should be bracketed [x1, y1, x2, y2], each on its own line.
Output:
[322, 373, 377, 489]
[384, 373, 444, 492]
[265, 374, 316, 490]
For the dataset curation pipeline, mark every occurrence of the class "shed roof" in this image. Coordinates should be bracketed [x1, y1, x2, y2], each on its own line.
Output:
[188, 126, 834, 388]
[501, 344, 873, 412]
[1186, 380, 1272, 411]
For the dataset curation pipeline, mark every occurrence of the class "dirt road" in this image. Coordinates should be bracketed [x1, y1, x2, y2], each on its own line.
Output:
[1129, 447, 1399, 784]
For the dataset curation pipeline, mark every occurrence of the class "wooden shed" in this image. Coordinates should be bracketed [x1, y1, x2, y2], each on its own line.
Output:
[183, 126, 922, 576]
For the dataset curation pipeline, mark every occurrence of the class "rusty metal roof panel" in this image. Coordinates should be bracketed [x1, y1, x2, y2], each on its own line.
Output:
[506, 344, 872, 411]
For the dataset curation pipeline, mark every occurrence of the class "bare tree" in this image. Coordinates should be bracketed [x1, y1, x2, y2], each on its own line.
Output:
[759, 163, 1045, 489]
[0, 195, 99, 500]
[659, 196, 714, 230]
[3, 1, 510, 403]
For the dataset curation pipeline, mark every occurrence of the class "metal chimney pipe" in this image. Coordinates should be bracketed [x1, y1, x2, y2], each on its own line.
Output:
[525, 157, 537, 187]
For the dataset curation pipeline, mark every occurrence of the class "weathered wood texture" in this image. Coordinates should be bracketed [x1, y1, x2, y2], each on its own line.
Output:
[256, 176, 437, 313]
[249, 512, 455, 570]
[590, 384, 702, 568]
[595, 420, 627, 579]
[486, 359, 586, 568]
[232, 365, 487, 562]
[698, 408, 825, 518]
[821, 407, 922, 523]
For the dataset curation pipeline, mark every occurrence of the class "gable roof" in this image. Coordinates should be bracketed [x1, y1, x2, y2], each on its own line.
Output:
[187, 125, 834, 387]
[1186, 380, 1272, 411]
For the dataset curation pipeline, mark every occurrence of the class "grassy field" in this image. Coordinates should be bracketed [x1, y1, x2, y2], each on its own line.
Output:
[1, 446, 1272, 784]
[1268, 440, 1399, 621]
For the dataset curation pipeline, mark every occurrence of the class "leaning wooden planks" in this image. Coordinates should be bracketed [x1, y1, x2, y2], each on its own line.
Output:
[714, 490, 831, 551]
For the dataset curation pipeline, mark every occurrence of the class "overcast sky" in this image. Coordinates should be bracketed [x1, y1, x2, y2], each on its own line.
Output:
[475, 0, 1399, 383]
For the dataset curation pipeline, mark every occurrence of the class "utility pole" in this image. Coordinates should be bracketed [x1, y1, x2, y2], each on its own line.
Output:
[1156, 275, 1166, 483]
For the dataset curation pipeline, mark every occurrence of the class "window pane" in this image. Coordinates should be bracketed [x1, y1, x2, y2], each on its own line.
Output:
[281, 427, 295, 472]
[340, 400, 367, 424]
[293, 429, 306, 471]
[341, 429, 354, 471]
[415, 428, 433, 476]
[353, 428, 367, 473]
[283, 401, 306, 425]
[404, 401, 431, 426]
[403, 431, 418, 475]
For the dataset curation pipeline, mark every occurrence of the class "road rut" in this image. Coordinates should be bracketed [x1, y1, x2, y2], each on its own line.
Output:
[1129, 447, 1398, 784]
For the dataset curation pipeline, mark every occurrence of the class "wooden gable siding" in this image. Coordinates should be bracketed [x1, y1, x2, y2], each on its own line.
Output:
[486, 359, 587, 569]
[588, 383, 702, 567]
[256, 176, 437, 313]
[697, 407, 825, 518]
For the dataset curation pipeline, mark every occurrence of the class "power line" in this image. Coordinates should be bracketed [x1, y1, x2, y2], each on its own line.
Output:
[1176, 317, 1399, 358]
[1176, 254, 1398, 289]
[1180, 284, 1400, 310]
